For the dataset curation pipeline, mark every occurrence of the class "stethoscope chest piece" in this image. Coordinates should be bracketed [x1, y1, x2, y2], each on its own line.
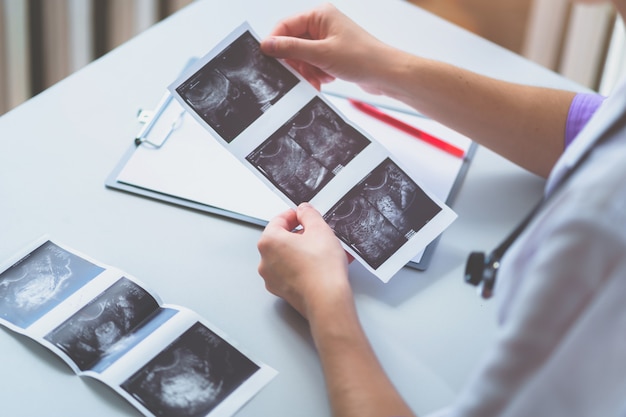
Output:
[465, 251, 499, 299]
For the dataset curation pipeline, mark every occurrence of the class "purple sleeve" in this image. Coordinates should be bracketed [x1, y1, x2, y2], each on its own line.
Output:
[565, 92, 606, 148]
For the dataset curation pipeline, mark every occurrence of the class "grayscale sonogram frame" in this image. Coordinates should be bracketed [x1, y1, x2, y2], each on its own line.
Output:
[121, 322, 260, 417]
[175, 31, 299, 143]
[324, 158, 442, 269]
[246, 97, 371, 204]
[44, 277, 161, 371]
[0, 241, 104, 329]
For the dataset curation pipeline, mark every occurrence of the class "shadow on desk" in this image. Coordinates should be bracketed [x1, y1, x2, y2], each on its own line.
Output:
[348, 254, 463, 307]
[457, 171, 545, 228]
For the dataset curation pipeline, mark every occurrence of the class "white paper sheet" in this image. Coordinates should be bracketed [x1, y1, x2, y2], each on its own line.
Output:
[0, 236, 277, 417]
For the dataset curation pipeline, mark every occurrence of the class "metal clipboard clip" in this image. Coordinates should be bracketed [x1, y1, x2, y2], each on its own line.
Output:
[134, 58, 198, 149]
[134, 92, 186, 149]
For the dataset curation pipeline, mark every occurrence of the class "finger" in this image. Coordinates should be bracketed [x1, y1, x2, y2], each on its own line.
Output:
[345, 251, 355, 263]
[258, 209, 299, 258]
[300, 64, 336, 89]
[267, 11, 312, 38]
[296, 202, 330, 231]
[264, 208, 299, 234]
[284, 60, 321, 90]
[260, 36, 320, 61]
[280, 60, 334, 91]
[267, 4, 339, 38]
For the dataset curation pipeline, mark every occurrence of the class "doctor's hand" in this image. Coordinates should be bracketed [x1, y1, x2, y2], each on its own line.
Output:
[257, 202, 353, 321]
[260, 3, 398, 93]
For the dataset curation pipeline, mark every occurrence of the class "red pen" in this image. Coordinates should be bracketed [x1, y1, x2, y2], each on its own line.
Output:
[348, 98, 465, 158]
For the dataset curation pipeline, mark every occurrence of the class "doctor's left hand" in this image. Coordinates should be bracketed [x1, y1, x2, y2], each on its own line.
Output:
[257, 202, 353, 320]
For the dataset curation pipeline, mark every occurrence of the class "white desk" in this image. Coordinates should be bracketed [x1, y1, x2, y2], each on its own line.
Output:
[0, 1, 586, 416]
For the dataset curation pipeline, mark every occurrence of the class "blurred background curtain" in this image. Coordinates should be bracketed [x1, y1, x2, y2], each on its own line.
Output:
[0, 0, 193, 115]
[1, 0, 624, 116]
[409, 0, 621, 95]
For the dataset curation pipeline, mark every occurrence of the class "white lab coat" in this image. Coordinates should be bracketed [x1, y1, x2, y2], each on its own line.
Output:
[437, 77, 626, 417]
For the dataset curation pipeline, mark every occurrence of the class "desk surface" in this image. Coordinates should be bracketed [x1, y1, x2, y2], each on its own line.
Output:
[0, 1, 585, 416]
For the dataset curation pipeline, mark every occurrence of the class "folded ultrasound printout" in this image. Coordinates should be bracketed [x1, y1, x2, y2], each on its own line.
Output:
[0, 237, 276, 417]
[168, 22, 457, 283]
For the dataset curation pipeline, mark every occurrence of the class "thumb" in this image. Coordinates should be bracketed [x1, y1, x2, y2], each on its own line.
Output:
[296, 202, 328, 231]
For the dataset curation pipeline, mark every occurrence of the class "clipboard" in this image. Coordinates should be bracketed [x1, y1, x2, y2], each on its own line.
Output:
[106, 89, 476, 271]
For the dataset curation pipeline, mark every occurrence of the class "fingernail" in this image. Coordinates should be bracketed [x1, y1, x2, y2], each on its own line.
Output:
[263, 37, 277, 54]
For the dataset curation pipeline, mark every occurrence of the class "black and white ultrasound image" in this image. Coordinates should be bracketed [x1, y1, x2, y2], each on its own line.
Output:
[121, 322, 259, 417]
[246, 97, 370, 204]
[324, 158, 442, 269]
[176, 31, 299, 143]
[44, 277, 161, 371]
[0, 241, 104, 329]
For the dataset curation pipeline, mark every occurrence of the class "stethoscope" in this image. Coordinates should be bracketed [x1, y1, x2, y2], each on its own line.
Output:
[464, 202, 542, 299]
[463, 105, 624, 299]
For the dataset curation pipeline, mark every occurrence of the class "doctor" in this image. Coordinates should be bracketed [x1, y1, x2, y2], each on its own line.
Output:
[256, 1, 626, 416]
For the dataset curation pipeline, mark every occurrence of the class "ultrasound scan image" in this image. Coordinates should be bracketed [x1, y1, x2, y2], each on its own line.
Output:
[121, 322, 259, 417]
[246, 97, 370, 204]
[44, 277, 161, 371]
[176, 31, 299, 143]
[324, 158, 442, 269]
[288, 97, 370, 171]
[326, 195, 406, 269]
[0, 241, 104, 329]
[246, 134, 332, 203]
